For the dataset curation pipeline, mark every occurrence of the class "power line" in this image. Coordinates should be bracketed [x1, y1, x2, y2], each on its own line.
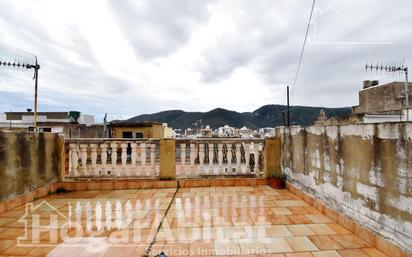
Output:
[291, 0, 316, 94]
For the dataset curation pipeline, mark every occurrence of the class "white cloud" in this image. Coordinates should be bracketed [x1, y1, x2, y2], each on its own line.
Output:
[0, 0, 411, 117]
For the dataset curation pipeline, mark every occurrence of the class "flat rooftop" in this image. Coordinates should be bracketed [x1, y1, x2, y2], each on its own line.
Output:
[0, 186, 389, 257]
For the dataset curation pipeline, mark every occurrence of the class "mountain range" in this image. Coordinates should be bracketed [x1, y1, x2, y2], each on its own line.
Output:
[121, 105, 352, 129]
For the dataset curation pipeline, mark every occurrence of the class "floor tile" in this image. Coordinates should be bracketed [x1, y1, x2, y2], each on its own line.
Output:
[263, 237, 294, 253]
[361, 247, 388, 257]
[330, 235, 369, 249]
[306, 224, 336, 235]
[337, 249, 370, 257]
[267, 225, 293, 237]
[308, 236, 343, 250]
[286, 236, 319, 252]
[311, 250, 342, 257]
[306, 215, 333, 224]
[271, 208, 293, 215]
[285, 252, 314, 257]
[327, 224, 350, 235]
[286, 225, 315, 236]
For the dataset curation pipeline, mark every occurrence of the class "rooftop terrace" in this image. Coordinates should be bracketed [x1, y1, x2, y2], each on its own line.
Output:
[0, 185, 393, 257]
[0, 122, 411, 257]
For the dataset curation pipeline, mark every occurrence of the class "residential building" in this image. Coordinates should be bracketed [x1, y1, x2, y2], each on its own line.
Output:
[0, 110, 102, 137]
[352, 80, 412, 123]
[109, 121, 171, 138]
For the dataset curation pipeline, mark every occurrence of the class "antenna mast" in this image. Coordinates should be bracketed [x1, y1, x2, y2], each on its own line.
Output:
[0, 53, 41, 130]
[365, 62, 409, 122]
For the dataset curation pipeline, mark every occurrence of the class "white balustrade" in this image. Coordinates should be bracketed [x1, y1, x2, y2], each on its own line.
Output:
[80, 144, 88, 176]
[199, 144, 205, 174]
[66, 140, 160, 179]
[121, 143, 128, 176]
[189, 143, 196, 176]
[235, 143, 241, 174]
[244, 143, 251, 174]
[90, 144, 98, 176]
[140, 143, 146, 175]
[69, 143, 79, 176]
[180, 144, 186, 175]
[175, 140, 264, 178]
[217, 144, 224, 175]
[66, 139, 263, 180]
[131, 143, 138, 176]
[100, 143, 108, 175]
[110, 143, 120, 176]
[226, 143, 232, 174]
[208, 144, 215, 174]
[149, 144, 156, 175]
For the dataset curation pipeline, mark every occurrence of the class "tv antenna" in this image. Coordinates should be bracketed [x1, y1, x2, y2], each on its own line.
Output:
[365, 61, 409, 122]
[0, 51, 41, 130]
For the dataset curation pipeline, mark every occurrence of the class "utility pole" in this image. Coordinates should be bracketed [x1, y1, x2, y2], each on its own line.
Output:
[366, 63, 409, 121]
[287, 85, 290, 127]
[0, 54, 41, 130]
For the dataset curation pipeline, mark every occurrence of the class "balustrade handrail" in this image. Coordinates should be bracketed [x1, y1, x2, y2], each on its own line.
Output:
[175, 138, 265, 143]
[65, 138, 161, 144]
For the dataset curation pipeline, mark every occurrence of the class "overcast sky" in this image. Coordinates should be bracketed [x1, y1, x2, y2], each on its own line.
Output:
[0, 0, 411, 121]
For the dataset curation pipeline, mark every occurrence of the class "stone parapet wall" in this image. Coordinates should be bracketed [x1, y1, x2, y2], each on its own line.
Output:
[277, 123, 412, 253]
[0, 131, 59, 201]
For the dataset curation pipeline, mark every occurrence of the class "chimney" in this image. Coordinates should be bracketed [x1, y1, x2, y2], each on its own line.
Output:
[363, 80, 371, 89]
[371, 80, 379, 87]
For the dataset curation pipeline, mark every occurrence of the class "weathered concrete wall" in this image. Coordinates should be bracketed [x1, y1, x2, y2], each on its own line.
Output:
[277, 123, 412, 253]
[0, 131, 59, 201]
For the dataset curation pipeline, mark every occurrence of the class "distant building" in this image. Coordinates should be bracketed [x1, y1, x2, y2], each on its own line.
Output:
[0, 110, 102, 137]
[314, 109, 327, 126]
[257, 127, 275, 138]
[218, 125, 236, 137]
[109, 121, 171, 138]
[316, 80, 412, 125]
[200, 125, 213, 137]
[163, 123, 173, 138]
[352, 80, 412, 123]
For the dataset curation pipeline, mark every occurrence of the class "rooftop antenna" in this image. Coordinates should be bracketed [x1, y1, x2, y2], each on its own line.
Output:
[0, 50, 40, 130]
[366, 61, 409, 122]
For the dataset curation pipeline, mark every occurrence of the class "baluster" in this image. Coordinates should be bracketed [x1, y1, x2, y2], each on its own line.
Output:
[235, 143, 241, 174]
[189, 143, 196, 176]
[149, 144, 156, 175]
[258, 143, 263, 177]
[217, 144, 224, 174]
[253, 143, 259, 176]
[199, 143, 205, 174]
[69, 143, 79, 176]
[80, 144, 88, 176]
[110, 142, 118, 176]
[90, 144, 98, 176]
[131, 143, 138, 176]
[208, 143, 214, 174]
[121, 143, 128, 176]
[140, 143, 146, 175]
[100, 143, 108, 175]
[226, 143, 233, 174]
[180, 144, 186, 176]
[244, 143, 250, 174]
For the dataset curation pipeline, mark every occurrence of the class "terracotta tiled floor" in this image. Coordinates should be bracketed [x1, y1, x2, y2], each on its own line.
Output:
[0, 186, 389, 257]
